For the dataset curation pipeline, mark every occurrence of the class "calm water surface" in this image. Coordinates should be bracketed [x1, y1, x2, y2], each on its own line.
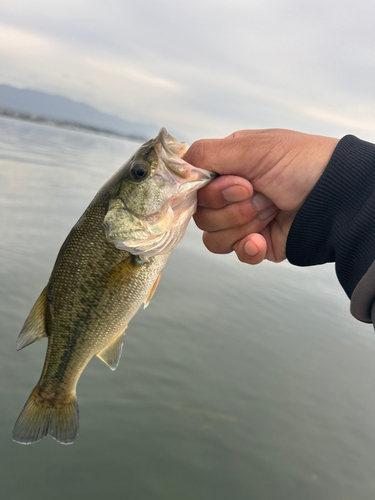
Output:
[1, 117, 375, 499]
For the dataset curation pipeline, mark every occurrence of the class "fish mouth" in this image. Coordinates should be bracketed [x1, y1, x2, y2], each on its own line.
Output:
[159, 127, 189, 159]
[157, 128, 216, 194]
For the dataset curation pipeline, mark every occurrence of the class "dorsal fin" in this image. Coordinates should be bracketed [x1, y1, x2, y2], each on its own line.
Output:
[144, 271, 162, 309]
[17, 286, 48, 351]
[96, 329, 126, 370]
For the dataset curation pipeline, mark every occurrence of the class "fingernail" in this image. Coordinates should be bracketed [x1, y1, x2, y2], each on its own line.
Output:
[252, 192, 273, 212]
[244, 240, 259, 257]
[222, 185, 249, 203]
[258, 206, 278, 220]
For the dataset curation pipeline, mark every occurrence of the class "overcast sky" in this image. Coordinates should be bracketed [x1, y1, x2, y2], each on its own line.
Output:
[1, 0, 375, 142]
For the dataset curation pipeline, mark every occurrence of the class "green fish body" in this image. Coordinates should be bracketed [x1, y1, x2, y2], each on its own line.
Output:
[13, 129, 214, 445]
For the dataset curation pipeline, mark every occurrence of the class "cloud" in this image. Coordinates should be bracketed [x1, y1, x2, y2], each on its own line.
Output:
[1, 0, 375, 141]
[301, 106, 375, 136]
[84, 57, 180, 91]
[0, 24, 53, 58]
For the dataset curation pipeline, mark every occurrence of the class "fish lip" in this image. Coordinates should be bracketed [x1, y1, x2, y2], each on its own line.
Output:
[158, 127, 188, 159]
[157, 127, 217, 185]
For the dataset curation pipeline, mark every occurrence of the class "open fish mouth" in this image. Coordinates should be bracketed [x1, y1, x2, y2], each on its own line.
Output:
[158, 127, 215, 190]
[157, 128, 216, 211]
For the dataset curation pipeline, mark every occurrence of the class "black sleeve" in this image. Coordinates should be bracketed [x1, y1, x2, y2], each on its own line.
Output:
[285, 135, 375, 322]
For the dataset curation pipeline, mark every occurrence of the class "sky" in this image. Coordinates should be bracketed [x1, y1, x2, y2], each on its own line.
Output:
[1, 0, 375, 142]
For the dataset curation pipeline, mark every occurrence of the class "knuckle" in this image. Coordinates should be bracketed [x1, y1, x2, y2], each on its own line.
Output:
[227, 130, 246, 139]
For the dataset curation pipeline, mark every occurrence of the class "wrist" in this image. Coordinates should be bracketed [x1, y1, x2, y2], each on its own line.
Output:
[286, 135, 375, 298]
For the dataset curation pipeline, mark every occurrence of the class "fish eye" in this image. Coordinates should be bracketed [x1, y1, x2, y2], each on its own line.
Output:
[129, 162, 150, 181]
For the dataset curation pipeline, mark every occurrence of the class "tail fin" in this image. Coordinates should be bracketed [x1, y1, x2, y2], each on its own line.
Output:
[12, 388, 79, 445]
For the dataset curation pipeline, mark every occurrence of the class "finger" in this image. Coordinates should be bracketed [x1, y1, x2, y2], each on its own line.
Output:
[201, 209, 278, 254]
[183, 130, 281, 177]
[197, 175, 253, 209]
[259, 220, 288, 263]
[194, 194, 277, 232]
[241, 222, 288, 264]
[233, 233, 267, 265]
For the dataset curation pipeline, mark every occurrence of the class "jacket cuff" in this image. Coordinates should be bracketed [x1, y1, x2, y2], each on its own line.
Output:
[351, 261, 375, 322]
[286, 135, 375, 298]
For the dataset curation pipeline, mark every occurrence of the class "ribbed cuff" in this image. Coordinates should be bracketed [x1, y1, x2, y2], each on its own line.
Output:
[286, 135, 375, 298]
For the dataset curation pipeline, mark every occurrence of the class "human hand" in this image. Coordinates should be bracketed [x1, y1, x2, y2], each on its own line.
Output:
[183, 129, 339, 264]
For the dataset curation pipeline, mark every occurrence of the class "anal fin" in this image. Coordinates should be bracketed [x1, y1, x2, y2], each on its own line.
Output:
[96, 329, 126, 371]
[17, 286, 48, 351]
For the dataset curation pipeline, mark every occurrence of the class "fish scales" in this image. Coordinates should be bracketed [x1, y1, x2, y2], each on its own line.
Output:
[41, 204, 168, 401]
[13, 128, 215, 445]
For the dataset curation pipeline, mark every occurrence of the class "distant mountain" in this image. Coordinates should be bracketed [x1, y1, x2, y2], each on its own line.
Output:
[0, 84, 157, 139]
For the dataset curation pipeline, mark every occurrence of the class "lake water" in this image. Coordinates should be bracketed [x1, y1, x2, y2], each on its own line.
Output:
[1, 116, 375, 499]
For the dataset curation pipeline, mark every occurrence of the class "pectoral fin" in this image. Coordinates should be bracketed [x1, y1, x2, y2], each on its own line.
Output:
[17, 286, 48, 351]
[102, 257, 138, 290]
[96, 329, 126, 371]
[144, 271, 162, 309]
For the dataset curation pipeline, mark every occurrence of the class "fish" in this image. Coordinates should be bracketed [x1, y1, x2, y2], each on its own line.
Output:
[12, 128, 215, 445]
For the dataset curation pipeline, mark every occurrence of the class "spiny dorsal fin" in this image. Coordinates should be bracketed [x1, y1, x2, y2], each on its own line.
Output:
[17, 286, 48, 351]
[144, 271, 162, 309]
[96, 329, 126, 371]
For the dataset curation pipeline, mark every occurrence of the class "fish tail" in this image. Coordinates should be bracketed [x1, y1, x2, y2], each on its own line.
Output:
[12, 387, 79, 445]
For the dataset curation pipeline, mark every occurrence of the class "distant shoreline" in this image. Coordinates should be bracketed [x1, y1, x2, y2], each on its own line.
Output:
[0, 108, 147, 142]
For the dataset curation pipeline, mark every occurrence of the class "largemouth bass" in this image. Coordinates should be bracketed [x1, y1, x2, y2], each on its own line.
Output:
[13, 128, 214, 445]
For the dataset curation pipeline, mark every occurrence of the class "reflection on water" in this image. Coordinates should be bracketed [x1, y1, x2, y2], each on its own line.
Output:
[1, 117, 375, 499]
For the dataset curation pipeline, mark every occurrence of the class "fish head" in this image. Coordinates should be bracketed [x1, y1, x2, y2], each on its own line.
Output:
[103, 128, 215, 257]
